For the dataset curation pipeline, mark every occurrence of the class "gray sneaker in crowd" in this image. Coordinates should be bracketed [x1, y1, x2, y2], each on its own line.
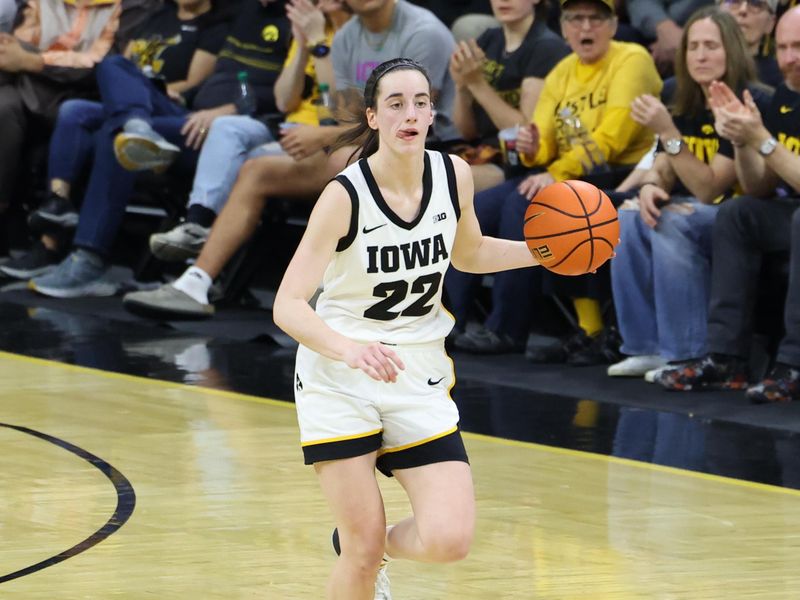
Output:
[114, 118, 180, 172]
[123, 283, 215, 319]
[149, 222, 210, 262]
[28, 193, 79, 233]
[29, 249, 117, 298]
[0, 241, 62, 279]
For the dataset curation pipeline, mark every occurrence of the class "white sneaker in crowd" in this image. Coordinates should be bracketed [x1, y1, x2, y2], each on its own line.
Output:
[149, 222, 210, 262]
[607, 355, 667, 377]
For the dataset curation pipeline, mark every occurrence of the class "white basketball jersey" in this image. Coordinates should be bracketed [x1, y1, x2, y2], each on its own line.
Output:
[315, 151, 461, 345]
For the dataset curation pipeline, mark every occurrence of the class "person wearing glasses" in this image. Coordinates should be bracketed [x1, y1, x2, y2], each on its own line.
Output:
[445, 0, 662, 355]
[718, 0, 780, 86]
[656, 6, 800, 400]
[607, 6, 771, 380]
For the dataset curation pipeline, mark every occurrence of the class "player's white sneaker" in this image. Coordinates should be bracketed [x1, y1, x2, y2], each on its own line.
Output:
[332, 527, 392, 600]
[374, 561, 392, 600]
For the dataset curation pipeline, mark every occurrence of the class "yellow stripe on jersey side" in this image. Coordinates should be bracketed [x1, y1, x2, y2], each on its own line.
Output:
[378, 425, 459, 456]
[301, 428, 383, 447]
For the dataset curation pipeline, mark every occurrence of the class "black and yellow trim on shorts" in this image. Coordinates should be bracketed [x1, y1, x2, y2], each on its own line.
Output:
[376, 427, 468, 478]
[302, 428, 383, 465]
[301, 426, 469, 477]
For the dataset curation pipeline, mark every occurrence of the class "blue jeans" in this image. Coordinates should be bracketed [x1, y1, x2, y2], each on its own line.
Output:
[55, 55, 198, 257]
[444, 176, 540, 341]
[611, 197, 718, 361]
[48, 99, 105, 183]
[188, 115, 282, 214]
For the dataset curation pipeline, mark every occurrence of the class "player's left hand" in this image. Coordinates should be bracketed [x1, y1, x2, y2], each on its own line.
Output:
[280, 123, 325, 161]
[343, 342, 406, 383]
[518, 172, 555, 200]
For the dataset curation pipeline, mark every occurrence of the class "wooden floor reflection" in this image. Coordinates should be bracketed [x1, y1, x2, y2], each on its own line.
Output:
[2, 350, 800, 599]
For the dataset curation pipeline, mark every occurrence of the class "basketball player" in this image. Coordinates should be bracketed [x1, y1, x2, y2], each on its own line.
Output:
[272, 58, 539, 600]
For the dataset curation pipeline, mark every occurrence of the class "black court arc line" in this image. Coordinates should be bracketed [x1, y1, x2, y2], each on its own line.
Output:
[0, 423, 136, 584]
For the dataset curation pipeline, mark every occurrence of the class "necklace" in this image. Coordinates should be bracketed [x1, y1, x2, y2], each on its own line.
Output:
[361, 0, 397, 52]
[363, 27, 391, 52]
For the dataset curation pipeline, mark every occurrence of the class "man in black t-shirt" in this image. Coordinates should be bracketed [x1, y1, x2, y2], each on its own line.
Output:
[657, 6, 800, 402]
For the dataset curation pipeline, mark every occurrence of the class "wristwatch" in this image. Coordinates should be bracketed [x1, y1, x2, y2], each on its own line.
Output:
[758, 136, 778, 157]
[308, 42, 331, 58]
[663, 137, 683, 156]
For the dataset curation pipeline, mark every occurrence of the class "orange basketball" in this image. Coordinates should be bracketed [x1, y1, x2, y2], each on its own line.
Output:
[523, 180, 619, 276]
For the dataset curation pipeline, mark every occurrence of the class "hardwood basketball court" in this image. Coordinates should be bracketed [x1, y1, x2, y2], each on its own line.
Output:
[2, 350, 799, 599]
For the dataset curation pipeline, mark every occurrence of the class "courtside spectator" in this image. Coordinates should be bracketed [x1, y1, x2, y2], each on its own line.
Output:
[140, 0, 351, 263]
[657, 6, 800, 398]
[123, 0, 459, 318]
[1, 0, 230, 279]
[445, 0, 661, 354]
[0, 0, 121, 225]
[717, 0, 780, 86]
[21, 0, 289, 296]
[607, 7, 769, 380]
[450, 0, 569, 192]
[627, 0, 712, 74]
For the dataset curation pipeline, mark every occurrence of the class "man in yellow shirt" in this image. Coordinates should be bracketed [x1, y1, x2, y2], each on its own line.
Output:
[516, 0, 663, 197]
[447, 0, 663, 355]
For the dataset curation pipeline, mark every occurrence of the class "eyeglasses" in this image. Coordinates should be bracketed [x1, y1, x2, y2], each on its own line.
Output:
[718, 0, 773, 13]
[561, 12, 612, 27]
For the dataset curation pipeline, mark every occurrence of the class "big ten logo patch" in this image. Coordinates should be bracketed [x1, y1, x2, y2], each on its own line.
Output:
[433, 212, 447, 223]
[262, 24, 280, 42]
[530, 245, 553, 262]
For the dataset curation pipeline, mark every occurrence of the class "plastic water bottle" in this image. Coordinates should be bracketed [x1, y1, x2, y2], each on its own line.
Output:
[316, 83, 337, 126]
[237, 71, 256, 116]
[558, 106, 609, 174]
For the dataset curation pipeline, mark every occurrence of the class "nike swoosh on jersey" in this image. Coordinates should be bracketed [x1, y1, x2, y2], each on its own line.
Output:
[427, 377, 446, 386]
[780, 106, 793, 114]
[362, 223, 387, 234]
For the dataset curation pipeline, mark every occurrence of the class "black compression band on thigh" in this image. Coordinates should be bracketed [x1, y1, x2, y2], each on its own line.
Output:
[302, 431, 383, 465]
[376, 429, 469, 478]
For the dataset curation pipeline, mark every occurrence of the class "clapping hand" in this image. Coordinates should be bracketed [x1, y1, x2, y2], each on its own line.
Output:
[708, 81, 765, 148]
[630, 94, 674, 135]
[287, 0, 326, 47]
[449, 39, 486, 89]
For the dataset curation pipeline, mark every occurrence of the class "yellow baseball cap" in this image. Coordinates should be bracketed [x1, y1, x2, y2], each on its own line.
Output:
[561, 0, 616, 14]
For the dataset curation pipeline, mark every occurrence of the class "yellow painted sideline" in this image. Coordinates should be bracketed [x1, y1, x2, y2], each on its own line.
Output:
[3, 349, 799, 499]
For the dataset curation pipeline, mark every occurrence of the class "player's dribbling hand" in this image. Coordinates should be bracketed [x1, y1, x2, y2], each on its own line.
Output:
[344, 342, 406, 383]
